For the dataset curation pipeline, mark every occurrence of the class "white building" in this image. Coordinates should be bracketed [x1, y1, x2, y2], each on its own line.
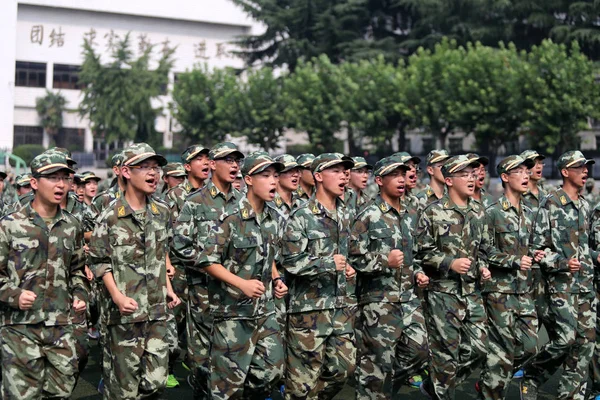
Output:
[1, 0, 259, 163]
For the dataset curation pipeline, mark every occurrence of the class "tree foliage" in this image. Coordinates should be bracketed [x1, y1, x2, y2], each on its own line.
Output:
[35, 90, 67, 135]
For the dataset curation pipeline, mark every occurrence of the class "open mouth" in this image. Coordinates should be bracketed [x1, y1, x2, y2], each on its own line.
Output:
[269, 188, 277, 198]
[54, 190, 65, 201]
[146, 178, 157, 189]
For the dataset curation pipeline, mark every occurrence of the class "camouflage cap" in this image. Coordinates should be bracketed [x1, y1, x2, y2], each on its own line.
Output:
[373, 156, 410, 177]
[465, 153, 489, 166]
[79, 171, 102, 182]
[311, 153, 354, 173]
[351, 156, 373, 170]
[274, 154, 300, 173]
[162, 162, 187, 177]
[209, 142, 244, 160]
[496, 155, 535, 176]
[14, 173, 32, 187]
[122, 143, 167, 167]
[296, 153, 316, 169]
[181, 145, 210, 163]
[441, 155, 481, 178]
[520, 150, 546, 161]
[391, 152, 421, 166]
[557, 150, 595, 170]
[47, 147, 77, 166]
[111, 151, 124, 168]
[427, 149, 451, 165]
[73, 173, 84, 185]
[0, 171, 6, 180]
[586, 177, 595, 189]
[30, 152, 75, 176]
[241, 152, 284, 176]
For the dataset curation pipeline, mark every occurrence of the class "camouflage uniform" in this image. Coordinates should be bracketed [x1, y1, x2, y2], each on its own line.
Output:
[415, 155, 491, 400]
[350, 159, 428, 400]
[295, 153, 316, 202]
[159, 162, 187, 201]
[89, 143, 171, 400]
[479, 156, 538, 400]
[282, 153, 357, 400]
[170, 142, 243, 399]
[0, 154, 88, 399]
[415, 150, 451, 209]
[521, 151, 597, 400]
[589, 202, 600, 396]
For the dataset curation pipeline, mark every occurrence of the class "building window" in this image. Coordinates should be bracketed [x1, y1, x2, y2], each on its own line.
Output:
[53, 64, 82, 90]
[15, 61, 46, 88]
[13, 125, 43, 146]
[449, 137, 463, 153]
[422, 137, 434, 153]
[56, 128, 85, 151]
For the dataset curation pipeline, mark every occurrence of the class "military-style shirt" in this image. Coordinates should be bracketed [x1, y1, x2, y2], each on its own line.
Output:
[295, 185, 313, 202]
[522, 185, 547, 216]
[165, 180, 199, 223]
[282, 196, 354, 313]
[270, 191, 304, 219]
[0, 202, 87, 326]
[170, 180, 240, 286]
[349, 194, 421, 305]
[89, 196, 171, 325]
[401, 192, 422, 231]
[473, 188, 494, 209]
[197, 198, 284, 319]
[415, 184, 444, 209]
[415, 195, 491, 296]
[344, 188, 371, 215]
[533, 188, 593, 294]
[484, 195, 535, 294]
[91, 185, 122, 216]
[588, 202, 600, 283]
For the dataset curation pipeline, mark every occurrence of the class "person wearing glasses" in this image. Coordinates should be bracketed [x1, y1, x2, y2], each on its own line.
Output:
[89, 143, 181, 399]
[520, 151, 596, 400]
[415, 154, 492, 400]
[0, 152, 88, 399]
[478, 155, 544, 400]
[416, 149, 451, 208]
[170, 142, 244, 400]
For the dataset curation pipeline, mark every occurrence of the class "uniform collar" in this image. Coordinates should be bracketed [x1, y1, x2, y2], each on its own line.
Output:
[24, 200, 68, 228]
[440, 194, 473, 212]
[207, 179, 237, 201]
[115, 195, 161, 218]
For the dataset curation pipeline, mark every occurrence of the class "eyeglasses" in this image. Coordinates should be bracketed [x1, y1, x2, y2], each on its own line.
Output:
[221, 157, 243, 166]
[129, 165, 161, 173]
[451, 172, 478, 180]
[42, 176, 73, 184]
[508, 169, 532, 176]
[535, 162, 545, 166]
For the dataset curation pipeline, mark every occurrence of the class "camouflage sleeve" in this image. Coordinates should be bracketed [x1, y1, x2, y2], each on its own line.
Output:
[170, 201, 198, 270]
[0, 221, 23, 308]
[70, 224, 90, 303]
[475, 211, 492, 274]
[534, 199, 569, 273]
[414, 208, 454, 276]
[590, 208, 600, 265]
[282, 212, 336, 276]
[485, 208, 520, 270]
[82, 203, 96, 233]
[349, 211, 387, 273]
[88, 215, 112, 278]
[196, 218, 231, 269]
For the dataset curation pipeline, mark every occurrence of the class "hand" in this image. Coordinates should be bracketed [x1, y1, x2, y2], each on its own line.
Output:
[239, 279, 265, 299]
[333, 254, 347, 271]
[450, 258, 472, 275]
[534, 250, 545, 263]
[83, 244, 90, 255]
[345, 265, 356, 279]
[387, 249, 404, 269]
[18, 290, 37, 310]
[73, 299, 87, 313]
[415, 272, 429, 288]
[115, 294, 138, 316]
[273, 279, 288, 299]
[84, 266, 94, 281]
[167, 290, 181, 309]
[568, 258, 581, 273]
[520, 256, 533, 271]
[480, 267, 492, 281]
[166, 264, 175, 280]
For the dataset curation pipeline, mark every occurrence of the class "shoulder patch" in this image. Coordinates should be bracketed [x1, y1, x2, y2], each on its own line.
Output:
[379, 202, 388, 212]
[115, 191, 121, 199]
[242, 208, 249, 219]
[312, 204, 320, 214]
[560, 195, 567, 205]
[502, 200, 510, 210]
[118, 206, 126, 217]
[150, 202, 159, 215]
[210, 186, 217, 197]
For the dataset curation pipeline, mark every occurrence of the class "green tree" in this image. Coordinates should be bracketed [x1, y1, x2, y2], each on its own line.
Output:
[79, 33, 174, 146]
[35, 90, 67, 136]
[171, 66, 237, 147]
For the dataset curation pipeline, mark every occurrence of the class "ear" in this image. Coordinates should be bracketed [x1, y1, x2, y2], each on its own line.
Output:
[375, 176, 383, 187]
[314, 171, 323, 183]
[121, 166, 132, 180]
[244, 175, 252, 186]
[444, 176, 453, 187]
[184, 163, 192, 172]
[561, 168, 568, 179]
[30, 177, 39, 191]
[209, 160, 217, 171]
[500, 172, 510, 184]
[426, 165, 434, 176]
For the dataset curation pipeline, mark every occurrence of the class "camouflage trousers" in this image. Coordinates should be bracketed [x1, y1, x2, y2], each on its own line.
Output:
[523, 291, 596, 399]
[532, 268, 549, 327]
[73, 319, 90, 379]
[285, 307, 356, 400]
[356, 298, 429, 400]
[210, 313, 284, 400]
[591, 288, 600, 395]
[1, 323, 77, 399]
[168, 268, 188, 373]
[480, 292, 538, 400]
[106, 320, 169, 400]
[186, 283, 213, 399]
[422, 291, 488, 400]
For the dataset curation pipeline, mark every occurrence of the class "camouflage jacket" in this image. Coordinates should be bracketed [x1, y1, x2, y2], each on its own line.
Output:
[0, 202, 88, 326]
[170, 180, 240, 286]
[533, 188, 594, 294]
[64, 192, 94, 233]
[91, 185, 122, 216]
[522, 185, 547, 216]
[415, 184, 444, 209]
[473, 188, 494, 209]
[484, 195, 535, 294]
[282, 195, 355, 313]
[415, 195, 491, 296]
[165, 180, 199, 223]
[344, 188, 371, 215]
[270, 191, 304, 219]
[89, 195, 171, 325]
[401, 192, 422, 232]
[588, 202, 600, 283]
[584, 192, 599, 209]
[295, 186, 313, 202]
[349, 194, 422, 305]
[197, 198, 284, 319]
